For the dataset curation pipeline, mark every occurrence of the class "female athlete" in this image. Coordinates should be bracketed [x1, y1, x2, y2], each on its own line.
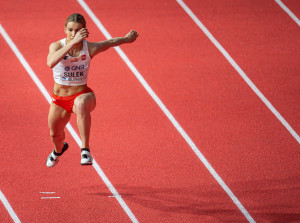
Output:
[46, 13, 138, 167]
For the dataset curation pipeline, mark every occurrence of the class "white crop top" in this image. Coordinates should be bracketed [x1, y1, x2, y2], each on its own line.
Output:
[52, 38, 91, 86]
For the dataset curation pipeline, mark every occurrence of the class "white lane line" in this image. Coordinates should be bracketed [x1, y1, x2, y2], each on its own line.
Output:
[39, 192, 56, 194]
[177, 0, 300, 146]
[0, 28, 52, 104]
[41, 197, 61, 199]
[0, 190, 21, 223]
[275, 0, 300, 26]
[0, 24, 139, 223]
[65, 123, 139, 223]
[77, 0, 255, 222]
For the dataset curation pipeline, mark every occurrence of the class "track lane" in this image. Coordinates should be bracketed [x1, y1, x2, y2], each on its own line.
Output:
[0, 27, 132, 223]
[177, 1, 300, 220]
[183, 0, 300, 136]
[82, 0, 300, 222]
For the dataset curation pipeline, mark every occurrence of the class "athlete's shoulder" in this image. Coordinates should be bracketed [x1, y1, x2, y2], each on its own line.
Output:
[86, 41, 99, 48]
[86, 41, 93, 48]
[49, 40, 63, 51]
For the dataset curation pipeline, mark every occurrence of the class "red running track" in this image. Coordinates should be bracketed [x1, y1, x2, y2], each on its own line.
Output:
[1, 0, 299, 222]
[282, 0, 300, 19]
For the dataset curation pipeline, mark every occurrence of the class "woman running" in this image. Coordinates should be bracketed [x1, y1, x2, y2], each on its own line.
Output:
[46, 13, 138, 167]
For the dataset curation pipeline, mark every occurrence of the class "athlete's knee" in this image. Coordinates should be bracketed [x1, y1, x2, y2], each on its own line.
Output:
[74, 97, 88, 114]
[74, 96, 95, 114]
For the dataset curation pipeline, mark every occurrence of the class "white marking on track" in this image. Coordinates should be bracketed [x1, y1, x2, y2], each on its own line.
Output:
[176, 0, 300, 146]
[77, 0, 255, 222]
[41, 197, 61, 199]
[275, 0, 300, 26]
[108, 195, 121, 198]
[0, 190, 21, 223]
[40, 192, 56, 194]
[0, 24, 138, 223]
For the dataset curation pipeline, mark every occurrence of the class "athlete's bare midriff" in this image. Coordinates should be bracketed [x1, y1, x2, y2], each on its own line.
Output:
[53, 82, 87, 96]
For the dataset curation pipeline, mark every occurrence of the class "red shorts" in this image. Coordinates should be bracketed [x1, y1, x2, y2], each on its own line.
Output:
[51, 87, 93, 113]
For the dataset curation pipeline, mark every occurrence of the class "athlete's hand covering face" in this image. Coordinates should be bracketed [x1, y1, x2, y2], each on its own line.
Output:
[72, 28, 89, 45]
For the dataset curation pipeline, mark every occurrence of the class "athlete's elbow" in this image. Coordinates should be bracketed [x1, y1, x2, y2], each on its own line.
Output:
[47, 61, 54, 68]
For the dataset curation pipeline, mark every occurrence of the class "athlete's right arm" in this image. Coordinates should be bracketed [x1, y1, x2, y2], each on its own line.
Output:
[47, 41, 74, 68]
[47, 29, 89, 68]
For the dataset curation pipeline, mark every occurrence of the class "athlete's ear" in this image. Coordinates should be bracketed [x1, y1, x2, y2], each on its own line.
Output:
[64, 27, 67, 35]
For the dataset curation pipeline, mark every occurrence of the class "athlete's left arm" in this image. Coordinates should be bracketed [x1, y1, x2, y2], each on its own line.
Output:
[88, 30, 139, 58]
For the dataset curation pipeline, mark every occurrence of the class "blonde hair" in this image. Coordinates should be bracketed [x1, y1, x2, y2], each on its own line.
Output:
[65, 13, 86, 28]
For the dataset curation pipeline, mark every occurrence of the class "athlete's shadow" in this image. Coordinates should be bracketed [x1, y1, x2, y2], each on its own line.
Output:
[87, 176, 300, 223]
[87, 183, 245, 222]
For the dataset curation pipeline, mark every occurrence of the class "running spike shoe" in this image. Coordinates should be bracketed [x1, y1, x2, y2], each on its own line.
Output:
[81, 148, 93, 165]
[46, 142, 69, 168]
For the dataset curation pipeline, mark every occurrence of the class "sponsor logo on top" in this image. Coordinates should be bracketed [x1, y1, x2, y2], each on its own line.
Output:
[62, 65, 86, 80]
[65, 65, 85, 71]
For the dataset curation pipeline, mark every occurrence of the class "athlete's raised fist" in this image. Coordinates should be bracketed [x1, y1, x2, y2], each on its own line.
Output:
[125, 30, 139, 43]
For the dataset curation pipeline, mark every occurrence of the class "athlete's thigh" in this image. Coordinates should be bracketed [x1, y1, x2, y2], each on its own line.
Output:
[48, 103, 71, 132]
[72, 92, 96, 113]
